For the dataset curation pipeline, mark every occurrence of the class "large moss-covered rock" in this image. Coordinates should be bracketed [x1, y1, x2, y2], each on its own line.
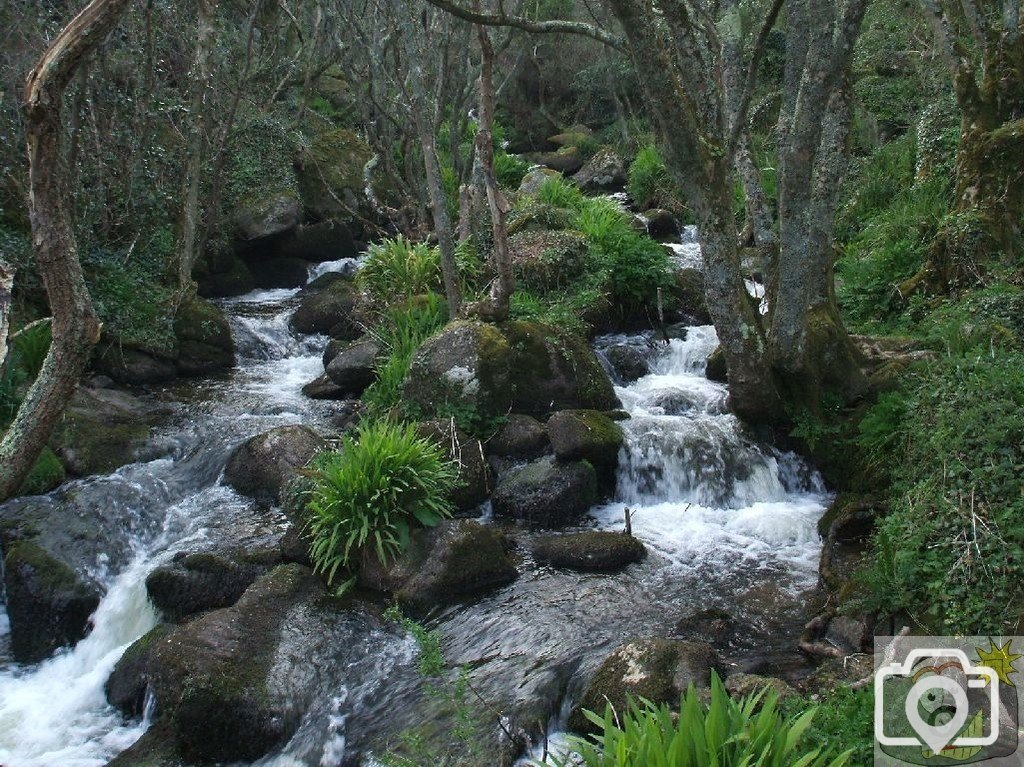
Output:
[490, 455, 597, 527]
[668, 267, 711, 325]
[195, 252, 256, 298]
[545, 409, 624, 477]
[517, 167, 561, 196]
[569, 639, 720, 733]
[51, 386, 160, 477]
[146, 564, 321, 763]
[146, 549, 276, 622]
[290, 279, 363, 338]
[249, 256, 311, 289]
[325, 336, 381, 393]
[532, 531, 646, 572]
[404, 321, 618, 422]
[173, 295, 235, 376]
[106, 623, 174, 716]
[17, 447, 66, 497]
[2, 540, 101, 663]
[92, 336, 178, 385]
[280, 220, 361, 262]
[530, 146, 584, 175]
[224, 425, 326, 504]
[416, 420, 491, 512]
[234, 192, 302, 241]
[225, 118, 302, 242]
[358, 520, 516, 610]
[295, 128, 374, 221]
[572, 147, 627, 193]
[510, 230, 588, 291]
[487, 414, 549, 459]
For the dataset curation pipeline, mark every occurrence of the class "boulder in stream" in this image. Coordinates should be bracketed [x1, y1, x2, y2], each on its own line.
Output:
[224, 425, 326, 504]
[490, 455, 597, 528]
[487, 414, 549, 459]
[545, 409, 624, 478]
[1, 540, 101, 663]
[290, 279, 363, 338]
[358, 520, 516, 610]
[173, 295, 235, 376]
[569, 639, 721, 733]
[532, 531, 646, 572]
[325, 336, 381, 394]
[416, 419, 491, 512]
[572, 146, 627, 193]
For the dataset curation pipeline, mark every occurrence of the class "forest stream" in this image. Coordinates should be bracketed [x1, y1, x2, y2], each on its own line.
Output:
[0, 234, 829, 767]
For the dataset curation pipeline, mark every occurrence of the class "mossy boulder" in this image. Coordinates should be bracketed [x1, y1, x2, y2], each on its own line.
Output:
[490, 455, 597, 527]
[195, 252, 256, 298]
[106, 623, 174, 716]
[569, 639, 720, 733]
[547, 127, 594, 149]
[325, 336, 381, 394]
[724, 672, 797, 702]
[487, 414, 549, 459]
[233, 192, 301, 241]
[532, 531, 646, 572]
[530, 146, 584, 175]
[601, 341, 651, 383]
[92, 336, 178, 385]
[295, 128, 374, 221]
[667, 267, 711, 325]
[358, 520, 517, 610]
[417, 420, 491, 512]
[2, 540, 102, 663]
[644, 209, 680, 241]
[517, 167, 562, 196]
[224, 425, 326, 504]
[249, 256, 311, 289]
[507, 198, 574, 234]
[145, 549, 276, 622]
[280, 220, 362, 263]
[545, 409, 624, 478]
[817, 493, 882, 544]
[51, 387, 160, 477]
[17, 447, 66, 497]
[146, 564, 322, 763]
[290, 279, 363, 338]
[510, 230, 588, 291]
[705, 346, 728, 383]
[572, 147, 627, 193]
[173, 295, 235, 376]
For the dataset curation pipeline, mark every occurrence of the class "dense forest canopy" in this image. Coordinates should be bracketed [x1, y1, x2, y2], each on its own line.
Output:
[0, 0, 1022, 765]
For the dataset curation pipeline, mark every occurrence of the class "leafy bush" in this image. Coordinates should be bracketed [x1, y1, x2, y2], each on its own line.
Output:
[306, 419, 458, 583]
[495, 151, 529, 189]
[786, 686, 874, 766]
[363, 293, 448, 418]
[555, 675, 851, 767]
[359, 236, 442, 303]
[862, 351, 1024, 633]
[627, 145, 672, 210]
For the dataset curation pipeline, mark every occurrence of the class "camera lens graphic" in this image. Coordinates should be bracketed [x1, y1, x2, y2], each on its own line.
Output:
[905, 675, 970, 754]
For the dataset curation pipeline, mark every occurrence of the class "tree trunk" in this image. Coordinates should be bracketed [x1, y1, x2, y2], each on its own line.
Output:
[0, 0, 129, 502]
[417, 122, 463, 318]
[0, 261, 12, 372]
[474, 20, 515, 322]
[175, 0, 217, 294]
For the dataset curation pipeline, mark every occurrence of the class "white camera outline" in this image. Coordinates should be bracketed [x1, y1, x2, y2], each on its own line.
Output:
[875, 648, 1000, 749]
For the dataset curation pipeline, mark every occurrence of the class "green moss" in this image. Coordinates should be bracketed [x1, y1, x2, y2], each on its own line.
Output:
[4, 541, 79, 592]
[225, 117, 299, 210]
[17, 447, 65, 497]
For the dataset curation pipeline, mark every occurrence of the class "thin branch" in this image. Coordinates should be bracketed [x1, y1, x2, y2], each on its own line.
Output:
[726, 0, 786, 161]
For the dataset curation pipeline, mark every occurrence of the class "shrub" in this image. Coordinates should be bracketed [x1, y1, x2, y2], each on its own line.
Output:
[363, 293, 448, 418]
[495, 151, 529, 189]
[306, 419, 458, 584]
[786, 686, 874, 766]
[555, 675, 851, 767]
[627, 145, 670, 210]
[359, 236, 442, 303]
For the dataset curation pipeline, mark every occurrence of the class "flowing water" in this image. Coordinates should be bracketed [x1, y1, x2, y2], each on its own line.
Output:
[0, 242, 829, 767]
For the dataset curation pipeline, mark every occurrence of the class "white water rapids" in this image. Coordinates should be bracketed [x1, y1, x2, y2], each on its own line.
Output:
[0, 238, 828, 767]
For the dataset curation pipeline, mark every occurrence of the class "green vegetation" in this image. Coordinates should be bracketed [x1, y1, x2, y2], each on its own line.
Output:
[306, 420, 458, 583]
[787, 686, 874, 766]
[359, 236, 443, 303]
[627, 145, 671, 210]
[558, 675, 851, 767]
[363, 293, 449, 418]
[384, 604, 445, 677]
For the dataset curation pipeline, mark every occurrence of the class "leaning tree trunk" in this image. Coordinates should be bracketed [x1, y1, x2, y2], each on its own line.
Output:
[416, 120, 463, 318]
[0, 0, 129, 502]
[473, 19, 515, 322]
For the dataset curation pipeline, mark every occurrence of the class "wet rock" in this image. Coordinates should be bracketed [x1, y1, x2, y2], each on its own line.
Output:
[817, 493, 882, 544]
[825, 614, 873, 654]
[487, 414, 549, 459]
[290, 279, 362, 338]
[530, 146, 584, 175]
[518, 167, 562, 196]
[52, 387, 164, 477]
[145, 549, 276, 622]
[17, 447, 66, 497]
[358, 520, 516, 610]
[490, 455, 597, 527]
[147, 564, 322, 763]
[532, 531, 646, 572]
[547, 126, 593, 148]
[724, 672, 797, 702]
[224, 425, 326, 504]
[510, 230, 588, 292]
[572, 147, 627, 193]
[106, 623, 174, 716]
[323, 337, 349, 367]
[196, 253, 256, 299]
[325, 337, 381, 394]
[545, 409, 624, 478]
[705, 346, 728, 383]
[92, 338, 177, 385]
[173, 295, 235, 376]
[249, 256, 311, 289]
[280, 220, 361, 262]
[2, 540, 101, 663]
[233, 192, 301, 241]
[602, 343, 651, 383]
[668, 267, 711, 325]
[416, 420, 491, 512]
[569, 639, 721, 733]
[674, 607, 736, 644]
[643, 209, 680, 242]
[302, 373, 346, 400]
[279, 523, 314, 567]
